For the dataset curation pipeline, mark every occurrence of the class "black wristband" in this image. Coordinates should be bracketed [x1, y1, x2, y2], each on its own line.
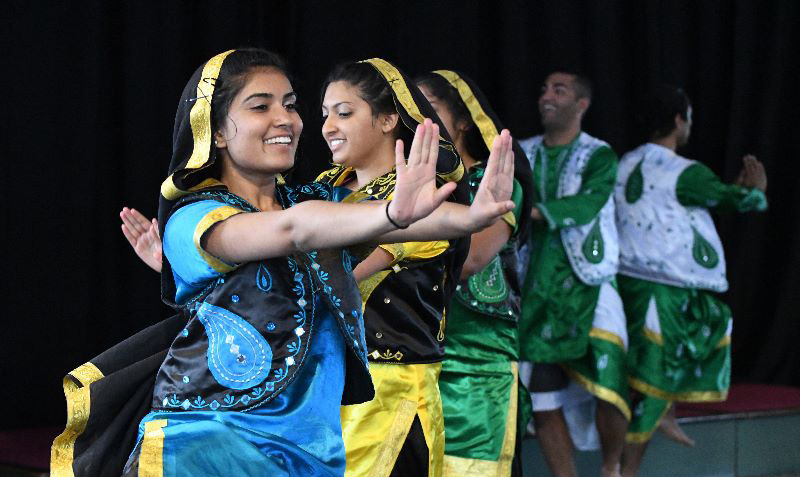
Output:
[385, 201, 409, 229]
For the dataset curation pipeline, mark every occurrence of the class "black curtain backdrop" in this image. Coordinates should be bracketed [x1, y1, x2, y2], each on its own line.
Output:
[5, 1, 798, 429]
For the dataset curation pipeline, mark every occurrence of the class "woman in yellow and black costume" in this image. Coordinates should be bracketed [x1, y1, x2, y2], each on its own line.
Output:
[316, 58, 470, 477]
[415, 70, 534, 477]
[50, 49, 518, 477]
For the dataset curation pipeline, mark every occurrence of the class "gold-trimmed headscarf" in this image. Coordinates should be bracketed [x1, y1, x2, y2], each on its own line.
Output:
[157, 48, 290, 308]
[430, 70, 534, 242]
[360, 58, 466, 187]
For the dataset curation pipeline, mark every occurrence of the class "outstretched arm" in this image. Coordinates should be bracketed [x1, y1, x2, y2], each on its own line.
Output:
[205, 120, 467, 263]
[678, 155, 767, 212]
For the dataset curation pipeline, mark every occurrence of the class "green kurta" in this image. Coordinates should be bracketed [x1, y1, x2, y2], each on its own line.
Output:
[440, 169, 524, 474]
[518, 136, 631, 418]
[623, 162, 767, 442]
[519, 137, 618, 363]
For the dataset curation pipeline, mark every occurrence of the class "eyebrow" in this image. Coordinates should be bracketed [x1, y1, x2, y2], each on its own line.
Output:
[243, 91, 297, 102]
[322, 101, 353, 110]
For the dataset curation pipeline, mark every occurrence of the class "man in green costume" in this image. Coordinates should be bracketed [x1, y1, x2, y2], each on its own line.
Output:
[518, 72, 630, 477]
[615, 85, 767, 476]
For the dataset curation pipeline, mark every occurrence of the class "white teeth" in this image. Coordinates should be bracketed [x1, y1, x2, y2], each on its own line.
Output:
[330, 139, 345, 147]
[265, 136, 292, 145]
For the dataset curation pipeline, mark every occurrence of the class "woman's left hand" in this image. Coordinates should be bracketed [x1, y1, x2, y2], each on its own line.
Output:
[388, 119, 457, 227]
[466, 129, 516, 229]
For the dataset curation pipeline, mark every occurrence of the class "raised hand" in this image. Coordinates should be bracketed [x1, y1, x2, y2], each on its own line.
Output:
[467, 129, 516, 228]
[739, 154, 767, 192]
[388, 119, 457, 227]
[120, 207, 163, 273]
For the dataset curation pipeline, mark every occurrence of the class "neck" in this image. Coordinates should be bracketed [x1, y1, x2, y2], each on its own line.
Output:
[543, 123, 581, 147]
[454, 134, 478, 169]
[352, 141, 396, 189]
[652, 134, 678, 152]
[220, 164, 280, 211]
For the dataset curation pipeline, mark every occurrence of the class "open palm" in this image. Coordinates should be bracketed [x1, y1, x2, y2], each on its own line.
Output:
[389, 119, 457, 227]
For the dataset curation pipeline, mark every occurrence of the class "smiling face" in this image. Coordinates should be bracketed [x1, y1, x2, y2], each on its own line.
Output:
[538, 72, 588, 132]
[214, 67, 303, 178]
[321, 80, 397, 168]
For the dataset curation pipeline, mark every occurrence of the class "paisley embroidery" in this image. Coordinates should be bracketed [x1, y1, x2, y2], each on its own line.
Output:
[691, 226, 720, 269]
[625, 159, 644, 203]
[196, 302, 272, 390]
[582, 218, 605, 264]
[467, 255, 508, 303]
[256, 262, 272, 292]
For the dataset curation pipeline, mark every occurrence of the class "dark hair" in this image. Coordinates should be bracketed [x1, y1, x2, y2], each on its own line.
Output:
[210, 48, 290, 133]
[414, 72, 487, 160]
[321, 62, 404, 139]
[548, 70, 593, 100]
[640, 84, 691, 140]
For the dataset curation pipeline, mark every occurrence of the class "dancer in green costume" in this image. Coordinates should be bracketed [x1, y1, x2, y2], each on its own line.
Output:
[518, 72, 630, 477]
[415, 70, 534, 477]
[615, 85, 767, 477]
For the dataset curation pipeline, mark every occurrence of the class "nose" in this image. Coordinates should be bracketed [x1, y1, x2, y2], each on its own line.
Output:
[539, 86, 553, 103]
[272, 105, 291, 128]
[322, 114, 337, 138]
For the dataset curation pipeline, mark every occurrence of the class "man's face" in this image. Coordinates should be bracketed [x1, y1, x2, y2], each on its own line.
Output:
[538, 72, 586, 131]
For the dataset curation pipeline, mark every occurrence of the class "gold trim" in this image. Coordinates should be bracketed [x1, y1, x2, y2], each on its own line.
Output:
[628, 376, 728, 402]
[358, 270, 391, 311]
[500, 210, 517, 229]
[161, 50, 234, 201]
[716, 335, 731, 348]
[368, 399, 418, 477]
[625, 402, 672, 444]
[372, 349, 404, 361]
[193, 205, 244, 273]
[643, 328, 664, 346]
[361, 58, 463, 182]
[362, 58, 426, 125]
[442, 363, 518, 476]
[51, 362, 105, 477]
[589, 327, 625, 348]
[437, 307, 447, 342]
[438, 160, 465, 182]
[564, 367, 632, 421]
[433, 70, 499, 152]
[139, 419, 168, 477]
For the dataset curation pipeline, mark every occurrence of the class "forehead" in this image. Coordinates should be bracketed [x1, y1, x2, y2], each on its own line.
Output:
[237, 67, 293, 97]
[322, 80, 368, 105]
[543, 72, 576, 88]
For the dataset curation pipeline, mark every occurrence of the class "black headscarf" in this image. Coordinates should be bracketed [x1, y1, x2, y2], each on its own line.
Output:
[431, 70, 534, 243]
[359, 58, 470, 205]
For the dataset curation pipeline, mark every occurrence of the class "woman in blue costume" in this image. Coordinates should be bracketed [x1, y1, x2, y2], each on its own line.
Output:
[51, 48, 518, 477]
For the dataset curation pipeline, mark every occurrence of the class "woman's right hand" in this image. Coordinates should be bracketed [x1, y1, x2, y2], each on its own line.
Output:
[120, 207, 163, 273]
[388, 119, 458, 227]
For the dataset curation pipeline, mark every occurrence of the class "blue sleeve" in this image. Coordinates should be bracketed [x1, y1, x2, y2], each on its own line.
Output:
[164, 200, 244, 304]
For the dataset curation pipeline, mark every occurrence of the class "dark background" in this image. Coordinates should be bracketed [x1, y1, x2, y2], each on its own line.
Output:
[4, 1, 798, 430]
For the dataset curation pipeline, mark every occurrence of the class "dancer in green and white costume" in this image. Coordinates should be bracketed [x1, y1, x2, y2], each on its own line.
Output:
[615, 85, 767, 477]
[518, 72, 629, 477]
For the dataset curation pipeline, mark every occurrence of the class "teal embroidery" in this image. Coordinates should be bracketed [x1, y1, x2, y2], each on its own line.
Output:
[256, 262, 273, 292]
[196, 302, 272, 390]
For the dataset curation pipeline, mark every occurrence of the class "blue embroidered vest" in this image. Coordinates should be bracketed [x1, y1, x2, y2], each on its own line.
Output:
[152, 184, 373, 413]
